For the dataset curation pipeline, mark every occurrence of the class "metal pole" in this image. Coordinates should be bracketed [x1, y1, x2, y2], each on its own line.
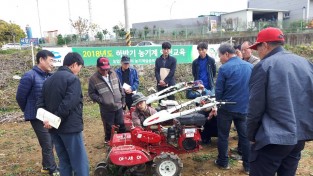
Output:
[124, 0, 131, 46]
[31, 42, 35, 66]
[170, 1, 176, 19]
[36, 0, 43, 39]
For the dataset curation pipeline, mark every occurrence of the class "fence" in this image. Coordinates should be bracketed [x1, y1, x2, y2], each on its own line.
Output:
[40, 19, 313, 47]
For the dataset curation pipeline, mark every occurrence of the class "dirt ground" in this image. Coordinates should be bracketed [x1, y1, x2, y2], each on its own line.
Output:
[1, 111, 313, 176]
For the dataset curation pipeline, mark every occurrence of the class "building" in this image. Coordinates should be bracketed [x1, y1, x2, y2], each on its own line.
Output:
[221, 8, 288, 31]
[132, 16, 220, 38]
[248, 0, 313, 21]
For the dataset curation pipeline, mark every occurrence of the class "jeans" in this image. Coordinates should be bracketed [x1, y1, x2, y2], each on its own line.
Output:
[51, 132, 89, 176]
[102, 108, 126, 141]
[249, 141, 305, 176]
[216, 109, 250, 170]
[30, 120, 57, 173]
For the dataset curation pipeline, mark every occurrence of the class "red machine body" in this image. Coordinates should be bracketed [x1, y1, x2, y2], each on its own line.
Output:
[109, 145, 151, 166]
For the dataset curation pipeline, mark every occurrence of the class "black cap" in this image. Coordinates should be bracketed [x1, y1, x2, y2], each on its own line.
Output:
[63, 52, 84, 66]
[121, 55, 130, 64]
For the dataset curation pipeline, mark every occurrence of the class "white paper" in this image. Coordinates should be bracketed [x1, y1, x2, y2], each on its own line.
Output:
[36, 108, 61, 129]
[123, 83, 132, 90]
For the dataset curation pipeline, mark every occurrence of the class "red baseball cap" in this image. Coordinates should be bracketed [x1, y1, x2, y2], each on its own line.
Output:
[249, 27, 285, 50]
[97, 57, 110, 70]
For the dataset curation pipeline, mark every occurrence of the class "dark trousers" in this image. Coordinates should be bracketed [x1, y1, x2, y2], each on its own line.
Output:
[157, 85, 175, 103]
[30, 120, 57, 173]
[124, 93, 133, 111]
[101, 108, 126, 141]
[216, 109, 250, 170]
[249, 141, 305, 176]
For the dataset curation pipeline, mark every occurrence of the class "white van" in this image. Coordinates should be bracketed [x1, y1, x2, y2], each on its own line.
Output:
[1, 43, 21, 50]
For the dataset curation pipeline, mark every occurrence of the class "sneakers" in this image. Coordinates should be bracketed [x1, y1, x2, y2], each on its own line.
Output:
[243, 167, 250, 175]
[214, 160, 230, 170]
[41, 168, 50, 174]
[41, 168, 60, 176]
[50, 170, 60, 176]
[230, 153, 242, 160]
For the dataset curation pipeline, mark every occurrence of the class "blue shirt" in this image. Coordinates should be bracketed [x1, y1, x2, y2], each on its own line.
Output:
[198, 58, 209, 89]
[215, 57, 253, 114]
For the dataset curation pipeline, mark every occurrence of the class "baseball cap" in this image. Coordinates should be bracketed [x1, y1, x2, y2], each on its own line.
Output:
[193, 80, 204, 88]
[97, 57, 110, 70]
[121, 55, 130, 64]
[249, 27, 285, 50]
[63, 52, 84, 66]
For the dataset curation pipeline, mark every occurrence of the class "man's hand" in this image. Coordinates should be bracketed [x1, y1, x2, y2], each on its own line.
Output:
[125, 88, 132, 94]
[199, 84, 204, 90]
[159, 80, 166, 87]
[208, 106, 218, 120]
[43, 120, 52, 129]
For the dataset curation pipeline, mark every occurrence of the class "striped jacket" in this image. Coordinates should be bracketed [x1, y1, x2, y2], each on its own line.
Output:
[88, 69, 125, 111]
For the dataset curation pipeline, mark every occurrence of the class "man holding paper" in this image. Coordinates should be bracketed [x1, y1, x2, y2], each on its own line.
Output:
[155, 41, 177, 101]
[116, 55, 139, 110]
[37, 52, 89, 176]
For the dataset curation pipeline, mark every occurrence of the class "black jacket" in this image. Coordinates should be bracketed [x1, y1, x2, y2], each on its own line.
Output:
[155, 55, 177, 86]
[192, 55, 216, 90]
[37, 66, 84, 133]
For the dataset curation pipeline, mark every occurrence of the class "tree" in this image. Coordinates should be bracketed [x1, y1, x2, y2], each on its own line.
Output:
[102, 29, 108, 36]
[143, 26, 150, 38]
[130, 28, 137, 38]
[70, 16, 89, 41]
[0, 20, 26, 44]
[96, 31, 103, 41]
[57, 34, 65, 45]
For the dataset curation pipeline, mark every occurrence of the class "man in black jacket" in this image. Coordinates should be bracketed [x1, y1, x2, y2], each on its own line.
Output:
[192, 42, 216, 95]
[37, 52, 89, 176]
[155, 41, 177, 100]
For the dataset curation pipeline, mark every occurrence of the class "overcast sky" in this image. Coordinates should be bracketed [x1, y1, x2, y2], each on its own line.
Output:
[0, 0, 248, 38]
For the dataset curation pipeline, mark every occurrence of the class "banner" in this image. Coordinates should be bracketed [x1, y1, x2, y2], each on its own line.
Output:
[72, 45, 193, 66]
[44, 45, 220, 67]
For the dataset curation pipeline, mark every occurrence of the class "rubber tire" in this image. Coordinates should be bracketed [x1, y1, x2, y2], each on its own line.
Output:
[152, 152, 183, 176]
[94, 165, 109, 176]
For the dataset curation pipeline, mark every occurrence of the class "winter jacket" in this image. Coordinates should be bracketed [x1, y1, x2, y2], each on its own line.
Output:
[215, 57, 253, 114]
[192, 55, 216, 91]
[115, 67, 139, 91]
[132, 107, 157, 127]
[155, 55, 177, 86]
[16, 66, 51, 121]
[247, 46, 313, 150]
[88, 70, 125, 112]
[36, 66, 84, 133]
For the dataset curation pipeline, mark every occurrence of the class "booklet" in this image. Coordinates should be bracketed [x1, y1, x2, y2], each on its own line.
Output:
[36, 108, 61, 129]
[123, 83, 132, 90]
[160, 68, 170, 80]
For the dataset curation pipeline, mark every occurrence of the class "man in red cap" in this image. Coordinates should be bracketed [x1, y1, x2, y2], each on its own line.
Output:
[88, 57, 126, 143]
[247, 27, 313, 176]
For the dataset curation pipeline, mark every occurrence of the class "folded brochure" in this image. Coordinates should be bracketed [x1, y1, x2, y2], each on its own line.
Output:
[36, 108, 61, 129]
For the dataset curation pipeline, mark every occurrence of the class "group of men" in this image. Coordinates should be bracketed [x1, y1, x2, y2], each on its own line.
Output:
[16, 27, 313, 176]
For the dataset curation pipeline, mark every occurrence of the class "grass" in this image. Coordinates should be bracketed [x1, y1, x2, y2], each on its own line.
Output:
[192, 153, 215, 162]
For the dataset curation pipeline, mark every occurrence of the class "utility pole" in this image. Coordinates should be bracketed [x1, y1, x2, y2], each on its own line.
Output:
[88, 0, 94, 41]
[124, 0, 131, 46]
[36, 0, 43, 39]
[68, 0, 73, 34]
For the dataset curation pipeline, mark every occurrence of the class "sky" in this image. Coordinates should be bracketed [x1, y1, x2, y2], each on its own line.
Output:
[0, 0, 248, 38]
